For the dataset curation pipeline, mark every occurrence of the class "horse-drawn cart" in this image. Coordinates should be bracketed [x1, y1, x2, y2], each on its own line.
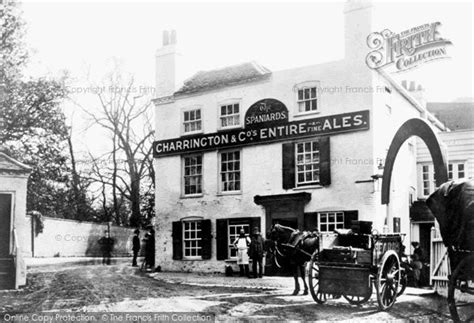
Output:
[308, 231, 405, 310]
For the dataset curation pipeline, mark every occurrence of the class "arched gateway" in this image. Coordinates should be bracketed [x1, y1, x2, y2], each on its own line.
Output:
[381, 118, 448, 205]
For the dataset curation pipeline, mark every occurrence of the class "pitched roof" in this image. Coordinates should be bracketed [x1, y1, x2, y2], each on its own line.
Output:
[427, 102, 474, 130]
[410, 201, 434, 222]
[0, 152, 32, 174]
[174, 61, 271, 96]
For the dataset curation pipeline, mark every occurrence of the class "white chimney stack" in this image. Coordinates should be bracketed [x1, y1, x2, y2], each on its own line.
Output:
[344, 0, 374, 65]
[155, 30, 180, 98]
[408, 81, 426, 109]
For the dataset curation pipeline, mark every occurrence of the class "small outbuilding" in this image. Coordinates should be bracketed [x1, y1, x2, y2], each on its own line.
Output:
[0, 151, 31, 289]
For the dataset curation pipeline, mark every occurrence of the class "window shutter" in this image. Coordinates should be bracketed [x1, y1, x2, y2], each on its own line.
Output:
[282, 143, 295, 189]
[344, 211, 359, 229]
[216, 219, 228, 260]
[201, 219, 212, 260]
[172, 221, 183, 260]
[319, 136, 331, 186]
[304, 212, 318, 232]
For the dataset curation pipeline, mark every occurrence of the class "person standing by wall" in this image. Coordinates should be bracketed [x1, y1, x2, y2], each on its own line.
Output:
[249, 227, 265, 278]
[411, 241, 424, 287]
[132, 229, 140, 267]
[143, 227, 155, 271]
[412, 241, 425, 262]
[233, 228, 250, 277]
[99, 230, 114, 265]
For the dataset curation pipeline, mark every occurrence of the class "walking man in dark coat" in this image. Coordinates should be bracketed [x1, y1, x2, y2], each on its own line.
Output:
[132, 229, 140, 267]
[249, 227, 265, 278]
[99, 230, 114, 265]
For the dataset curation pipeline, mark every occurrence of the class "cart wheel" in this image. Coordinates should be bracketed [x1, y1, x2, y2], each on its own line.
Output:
[397, 267, 407, 297]
[376, 250, 400, 310]
[447, 254, 474, 322]
[308, 260, 329, 304]
[344, 281, 372, 305]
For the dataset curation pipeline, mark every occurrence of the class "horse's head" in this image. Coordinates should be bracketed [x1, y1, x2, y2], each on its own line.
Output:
[268, 224, 295, 245]
[426, 179, 473, 248]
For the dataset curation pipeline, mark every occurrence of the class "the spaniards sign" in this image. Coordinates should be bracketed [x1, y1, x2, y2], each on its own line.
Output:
[366, 22, 452, 73]
[244, 98, 289, 127]
[153, 102, 369, 157]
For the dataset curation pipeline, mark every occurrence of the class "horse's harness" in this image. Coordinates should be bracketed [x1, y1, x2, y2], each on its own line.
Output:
[272, 230, 316, 268]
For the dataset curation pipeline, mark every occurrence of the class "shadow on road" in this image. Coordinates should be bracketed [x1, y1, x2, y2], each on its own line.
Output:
[0, 264, 456, 321]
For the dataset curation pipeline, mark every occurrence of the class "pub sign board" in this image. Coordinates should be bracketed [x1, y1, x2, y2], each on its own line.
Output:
[153, 106, 370, 158]
[245, 98, 289, 128]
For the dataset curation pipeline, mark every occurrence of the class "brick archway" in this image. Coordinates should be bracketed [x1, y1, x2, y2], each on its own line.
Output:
[381, 118, 448, 205]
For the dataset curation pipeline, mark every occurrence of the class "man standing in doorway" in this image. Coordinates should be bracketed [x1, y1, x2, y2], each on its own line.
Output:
[249, 227, 265, 278]
[412, 241, 425, 262]
[411, 241, 425, 287]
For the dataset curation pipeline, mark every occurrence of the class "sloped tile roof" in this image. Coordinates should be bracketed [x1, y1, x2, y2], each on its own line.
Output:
[175, 61, 271, 96]
[427, 102, 474, 130]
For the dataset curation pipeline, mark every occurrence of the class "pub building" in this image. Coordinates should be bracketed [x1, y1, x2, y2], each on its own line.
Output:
[153, 1, 448, 273]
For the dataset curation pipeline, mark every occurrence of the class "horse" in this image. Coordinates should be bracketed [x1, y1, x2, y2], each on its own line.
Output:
[268, 224, 319, 295]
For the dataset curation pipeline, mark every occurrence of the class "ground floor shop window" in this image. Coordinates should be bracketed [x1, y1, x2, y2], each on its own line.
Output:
[183, 220, 202, 258]
[318, 211, 344, 233]
[172, 219, 212, 260]
[304, 210, 358, 233]
[216, 217, 260, 260]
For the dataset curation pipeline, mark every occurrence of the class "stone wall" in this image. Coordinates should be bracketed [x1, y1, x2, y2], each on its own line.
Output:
[28, 216, 142, 258]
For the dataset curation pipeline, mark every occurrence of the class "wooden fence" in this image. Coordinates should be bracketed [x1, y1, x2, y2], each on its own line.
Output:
[430, 226, 450, 288]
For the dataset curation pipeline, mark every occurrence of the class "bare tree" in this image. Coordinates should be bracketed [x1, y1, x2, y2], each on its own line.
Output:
[67, 134, 95, 220]
[65, 113, 97, 221]
[79, 67, 154, 227]
[89, 152, 111, 221]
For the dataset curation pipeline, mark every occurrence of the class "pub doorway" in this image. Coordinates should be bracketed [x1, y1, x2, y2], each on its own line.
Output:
[419, 222, 434, 286]
[254, 192, 311, 276]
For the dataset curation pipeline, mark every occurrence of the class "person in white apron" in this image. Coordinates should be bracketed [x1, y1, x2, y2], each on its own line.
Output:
[233, 229, 250, 277]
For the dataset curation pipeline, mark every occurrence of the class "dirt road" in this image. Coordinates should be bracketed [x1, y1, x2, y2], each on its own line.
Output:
[0, 263, 457, 321]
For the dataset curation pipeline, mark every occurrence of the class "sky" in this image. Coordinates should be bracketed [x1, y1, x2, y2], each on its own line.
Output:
[19, 0, 473, 155]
